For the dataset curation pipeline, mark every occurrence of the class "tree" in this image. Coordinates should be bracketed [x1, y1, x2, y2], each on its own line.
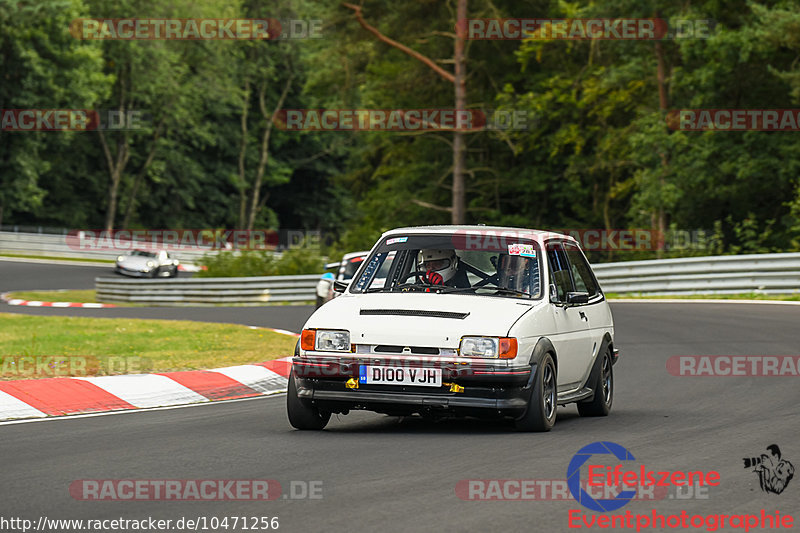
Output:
[0, 0, 109, 227]
[342, 0, 469, 224]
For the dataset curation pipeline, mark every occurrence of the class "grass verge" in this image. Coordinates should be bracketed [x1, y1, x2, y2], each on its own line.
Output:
[0, 253, 114, 263]
[606, 292, 800, 301]
[4, 290, 313, 307]
[0, 313, 297, 380]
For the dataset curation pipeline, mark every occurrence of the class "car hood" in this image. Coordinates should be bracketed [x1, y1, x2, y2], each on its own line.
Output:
[118, 256, 154, 268]
[304, 292, 540, 348]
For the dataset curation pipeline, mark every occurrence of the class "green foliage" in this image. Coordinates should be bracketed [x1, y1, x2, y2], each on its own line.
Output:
[4, 0, 800, 261]
[0, 0, 110, 221]
[198, 241, 325, 277]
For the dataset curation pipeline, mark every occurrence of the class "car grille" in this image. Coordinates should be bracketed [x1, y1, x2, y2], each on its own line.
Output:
[353, 344, 457, 356]
[373, 345, 440, 355]
[359, 309, 470, 319]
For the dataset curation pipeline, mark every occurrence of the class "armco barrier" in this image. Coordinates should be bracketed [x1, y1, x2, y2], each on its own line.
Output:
[0, 230, 212, 263]
[93, 252, 800, 306]
[592, 252, 800, 295]
[95, 275, 320, 305]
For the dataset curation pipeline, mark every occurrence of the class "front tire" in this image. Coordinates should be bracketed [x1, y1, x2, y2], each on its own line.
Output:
[514, 353, 557, 432]
[287, 368, 330, 430]
[577, 345, 613, 417]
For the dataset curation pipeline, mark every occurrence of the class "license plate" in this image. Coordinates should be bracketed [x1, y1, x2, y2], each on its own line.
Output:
[359, 365, 442, 387]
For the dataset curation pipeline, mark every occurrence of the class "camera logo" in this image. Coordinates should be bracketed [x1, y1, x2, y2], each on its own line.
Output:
[743, 444, 794, 495]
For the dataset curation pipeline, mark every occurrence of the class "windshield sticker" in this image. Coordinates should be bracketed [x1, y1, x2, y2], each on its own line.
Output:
[508, 243, 536, 257]
[386, 237, 408, 245]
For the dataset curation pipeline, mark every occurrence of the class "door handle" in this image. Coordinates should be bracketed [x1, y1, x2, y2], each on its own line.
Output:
[579, 311, 588, 321]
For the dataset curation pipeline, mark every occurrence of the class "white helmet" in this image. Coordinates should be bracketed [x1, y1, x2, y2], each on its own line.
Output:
[419, 249, 459, 282]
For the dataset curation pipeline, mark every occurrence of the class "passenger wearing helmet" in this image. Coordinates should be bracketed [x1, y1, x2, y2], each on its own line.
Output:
[418, 249, 470, 288]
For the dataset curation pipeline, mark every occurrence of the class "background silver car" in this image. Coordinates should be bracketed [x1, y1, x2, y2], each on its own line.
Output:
[115, 249, 179, 278]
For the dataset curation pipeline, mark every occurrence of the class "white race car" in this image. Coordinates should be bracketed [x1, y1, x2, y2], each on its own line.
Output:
[115, 249, 179, 278]
[288, 225, 619, 432]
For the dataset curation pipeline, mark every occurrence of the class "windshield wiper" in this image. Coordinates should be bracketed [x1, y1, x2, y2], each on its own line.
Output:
[492, 288, 530, 297]
[392, 282, 433, 292]
[437, 286, 478, 294]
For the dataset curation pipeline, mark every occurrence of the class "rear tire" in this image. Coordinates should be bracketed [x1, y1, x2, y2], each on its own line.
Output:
[514, 353, 557, 432]
[577, 345, 613, 417]
[287, 368, 330, 430]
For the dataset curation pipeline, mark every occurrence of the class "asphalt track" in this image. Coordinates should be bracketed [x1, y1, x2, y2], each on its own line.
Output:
[0, 260, 308, 332]
[0, 258, 195, 291]
[0, 259, 114, 292]
[2, 261, 799, 532]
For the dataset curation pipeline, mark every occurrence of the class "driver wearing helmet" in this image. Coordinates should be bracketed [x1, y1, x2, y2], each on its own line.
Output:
[418, 249, 470, 288]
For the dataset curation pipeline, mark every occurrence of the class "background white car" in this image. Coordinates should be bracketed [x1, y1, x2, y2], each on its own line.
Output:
[288, 225, 619, 432]
[315, 251, 368, 308]
[115, 249, 179, 278]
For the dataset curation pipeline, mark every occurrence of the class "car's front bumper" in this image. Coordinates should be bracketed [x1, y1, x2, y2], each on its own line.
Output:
[293, 355, 534, 417]
[115, 265, 153, 277]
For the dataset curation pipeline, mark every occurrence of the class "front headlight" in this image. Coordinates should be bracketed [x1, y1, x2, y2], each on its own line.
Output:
[459, 336, 518, 359]
[314, 329, 351, 352]
[146, 261, 155, 268]
[117, 255, 124, 262]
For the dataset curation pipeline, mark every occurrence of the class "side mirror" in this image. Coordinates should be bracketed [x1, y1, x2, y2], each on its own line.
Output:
[566, 292, 589, 305]
[333, 280, 350, 293]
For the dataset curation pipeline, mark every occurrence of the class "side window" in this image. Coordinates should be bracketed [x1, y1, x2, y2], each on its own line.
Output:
[564, 243, 599, 297]
[546, 242, 573, 301]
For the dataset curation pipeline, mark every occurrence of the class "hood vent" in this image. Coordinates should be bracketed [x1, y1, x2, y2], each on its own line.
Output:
[360, 309, 470, 320]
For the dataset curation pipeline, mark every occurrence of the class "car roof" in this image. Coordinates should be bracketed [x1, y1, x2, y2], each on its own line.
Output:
[381, 225, 578, 244]
[342, 251, 369, 260]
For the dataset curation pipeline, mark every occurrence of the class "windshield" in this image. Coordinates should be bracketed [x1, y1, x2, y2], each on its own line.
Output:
[352, 233, 542, 298]
[130, 250, 157, 258]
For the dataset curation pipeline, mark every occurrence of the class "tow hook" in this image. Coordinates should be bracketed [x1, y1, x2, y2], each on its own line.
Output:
[444, 382, 464, 393]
